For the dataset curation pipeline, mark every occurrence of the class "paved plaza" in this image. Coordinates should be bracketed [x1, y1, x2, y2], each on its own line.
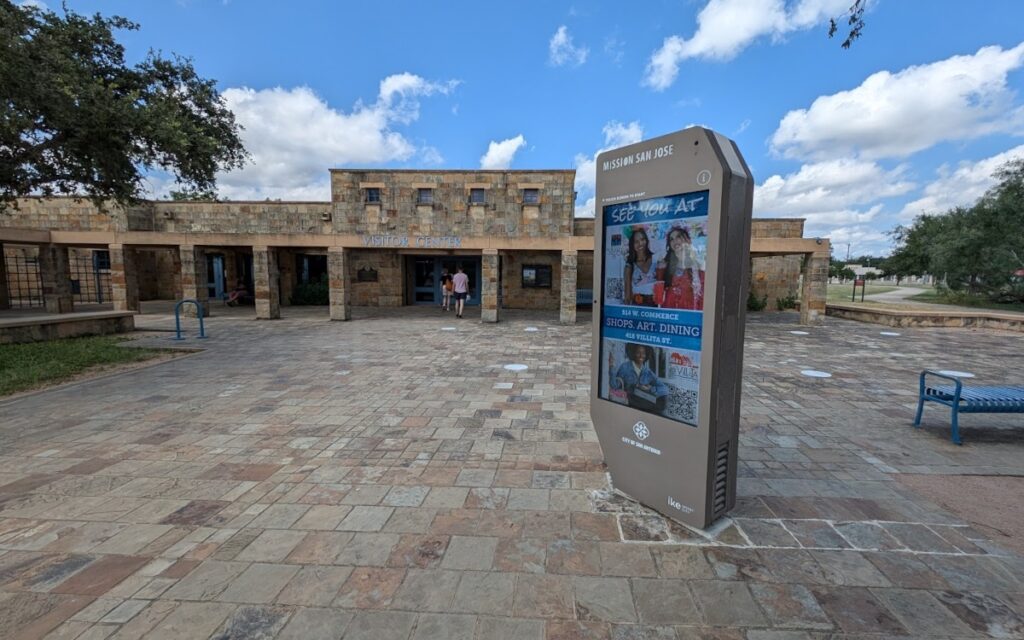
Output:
[1, 308, 1023, 639]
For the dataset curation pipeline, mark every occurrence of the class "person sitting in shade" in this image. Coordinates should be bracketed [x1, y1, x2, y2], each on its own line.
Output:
[608, 342, 669, 414]
[225, 280, 248, 306]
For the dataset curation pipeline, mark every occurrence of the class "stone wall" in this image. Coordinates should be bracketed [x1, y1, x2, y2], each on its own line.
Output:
[752, 218, 804, 239]
[750, 255, 803, 309]
[330, 171, 576, 238]
[577, 252, 595, 292]
[0, 199, 129, 232]
[347, 250, 403, 306]
[500, 251, 561, 310]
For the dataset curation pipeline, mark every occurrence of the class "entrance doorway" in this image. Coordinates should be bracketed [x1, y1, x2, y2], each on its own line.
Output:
[409, 256, 481, 306]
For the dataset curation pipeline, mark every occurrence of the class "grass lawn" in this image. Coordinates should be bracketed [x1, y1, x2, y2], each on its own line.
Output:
[907, 290, 1024, 313]
[826, 283, 897, 303]
[0, 335, 168, 397]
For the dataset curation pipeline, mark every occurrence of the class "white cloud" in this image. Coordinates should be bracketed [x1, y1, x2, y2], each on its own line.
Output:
[209, 75, 456, 200]
[755, 158, 915, 215]
[816, 224, 891, 256]
[479, 135, 527, 170]
[549, 26, 589, 67]
[643, 0, 849, 90]
[604, 34, 626, 66]
[574, 121, 644, 217]
[18, 0, 48, 10]
[899, 144, 1024, 219]
[772, 43, 1024, 160]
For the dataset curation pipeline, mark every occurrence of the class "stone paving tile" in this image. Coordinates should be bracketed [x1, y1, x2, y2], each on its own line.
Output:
[142, 602, 236, 640]
[216, 563, 299, 604]
[690, 580, 767, 627]
[276, 607, 353, 640]
[333, 532, 399, 566]
[334, 567, 405, 609]
[441, 535, 498, 570]
[276, 565, 353, 607]
[513, 573, 574, 619]
[476, 616, 546, 640]
[391, 569, 461, 612]
[631, 578, 699, 625]
[51, 555, 149, 596]
[811, 586, 906, 635]
[0, 310, 1022, 638]
[0, 591, 94, 639]
[748, 583, 831, 630]
[162, 560, 248, 601]
[871, 588, 977, 637]
[410, 612, 476, 640]
[574, 576, 637, 623]
[342, 611, 417, 640]
[211, 604, 291, 640]
[234, 530, 306, 563]
[451, 571, 516, 615]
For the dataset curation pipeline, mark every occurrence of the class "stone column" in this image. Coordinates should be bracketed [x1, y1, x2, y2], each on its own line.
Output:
[39, 244, 74, 313]
[328, 247, 350, 321]
[481, 249, 500, 323]
[560, 249, 578, 325]
[109, 244, 140, 312]
[178, 245, 209, 317]
[253, 246, 280, 319]
[800, 254, 828, 325]
[0, 243, 10, 310]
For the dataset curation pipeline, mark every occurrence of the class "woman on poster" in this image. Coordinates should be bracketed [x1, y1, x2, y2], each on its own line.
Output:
[622, 227, 658, 306]
[657, 226, 705, 310]
[608, 343, 669, 414]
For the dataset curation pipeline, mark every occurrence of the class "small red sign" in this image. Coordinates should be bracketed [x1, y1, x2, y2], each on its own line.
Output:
[854, 279, 865, 286]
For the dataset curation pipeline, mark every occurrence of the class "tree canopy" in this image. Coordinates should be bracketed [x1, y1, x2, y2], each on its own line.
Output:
[0, 1, 247, 210]
[887, 159, 1024, 302]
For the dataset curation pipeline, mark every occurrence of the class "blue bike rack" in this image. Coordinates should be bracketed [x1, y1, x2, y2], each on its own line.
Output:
[173, 299, 208, 341]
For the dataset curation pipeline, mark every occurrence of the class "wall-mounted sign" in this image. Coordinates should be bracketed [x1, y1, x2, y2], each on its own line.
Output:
[360, 235, 462, 248]
[356, 266, 379, 282]
[591, 127, 753, 530]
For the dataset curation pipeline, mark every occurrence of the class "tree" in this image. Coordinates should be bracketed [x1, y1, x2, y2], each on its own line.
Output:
[887, 159, 1024, 302]
[0, 2, 247, 211]
[168, 188, 218, 201]
[828, 0, 866, 49]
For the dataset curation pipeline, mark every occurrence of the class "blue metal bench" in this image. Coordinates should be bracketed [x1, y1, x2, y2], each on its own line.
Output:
[913, 370, 1024, 444]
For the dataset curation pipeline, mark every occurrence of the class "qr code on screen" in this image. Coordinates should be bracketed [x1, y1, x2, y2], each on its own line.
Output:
[666, 386, 698, 424]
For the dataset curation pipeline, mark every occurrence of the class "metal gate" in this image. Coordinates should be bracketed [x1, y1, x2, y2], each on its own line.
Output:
[70, 250, 112, 304]
[4, 253, 43, 308]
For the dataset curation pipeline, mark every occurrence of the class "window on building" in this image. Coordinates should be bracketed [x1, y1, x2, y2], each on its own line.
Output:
[469, 188, 486, 204]
[522, 264, 552, 288]
[92, 250, 111, 270]
[417, 188, 434, 205]
[365, 187, 381, 203]
[523, 188, 540, 204]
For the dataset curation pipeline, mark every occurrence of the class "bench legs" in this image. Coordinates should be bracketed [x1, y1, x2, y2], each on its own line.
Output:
[950, 406, 962, 445]
[913, 397, 963, 445]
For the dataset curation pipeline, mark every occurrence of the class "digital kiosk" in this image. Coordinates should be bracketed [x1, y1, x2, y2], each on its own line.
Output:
[590, 127, 753, 529]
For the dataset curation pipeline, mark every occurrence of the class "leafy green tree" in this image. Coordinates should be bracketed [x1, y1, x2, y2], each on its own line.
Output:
[887, 159, 1024, 302]
[840, 267, 856, 282]
[0, 1, 247, 210]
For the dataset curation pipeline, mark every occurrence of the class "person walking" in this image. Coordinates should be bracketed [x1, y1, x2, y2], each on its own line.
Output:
[452, 265, 470, 318]
[440, 268, 453, 311]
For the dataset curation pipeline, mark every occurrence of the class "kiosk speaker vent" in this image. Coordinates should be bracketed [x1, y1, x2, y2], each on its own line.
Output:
[712, 441, 731, 516]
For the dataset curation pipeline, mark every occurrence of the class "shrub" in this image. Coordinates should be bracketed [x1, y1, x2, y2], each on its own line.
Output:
[776, 295, 798, 310]
[746, 290, 768, 312]
[291, 274, 329, 305]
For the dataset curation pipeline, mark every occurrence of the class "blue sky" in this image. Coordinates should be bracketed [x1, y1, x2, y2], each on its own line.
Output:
[48, 0, 1024, 256]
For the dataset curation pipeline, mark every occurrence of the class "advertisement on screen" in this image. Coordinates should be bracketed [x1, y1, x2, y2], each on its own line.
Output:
[597, 190, 708, 427]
